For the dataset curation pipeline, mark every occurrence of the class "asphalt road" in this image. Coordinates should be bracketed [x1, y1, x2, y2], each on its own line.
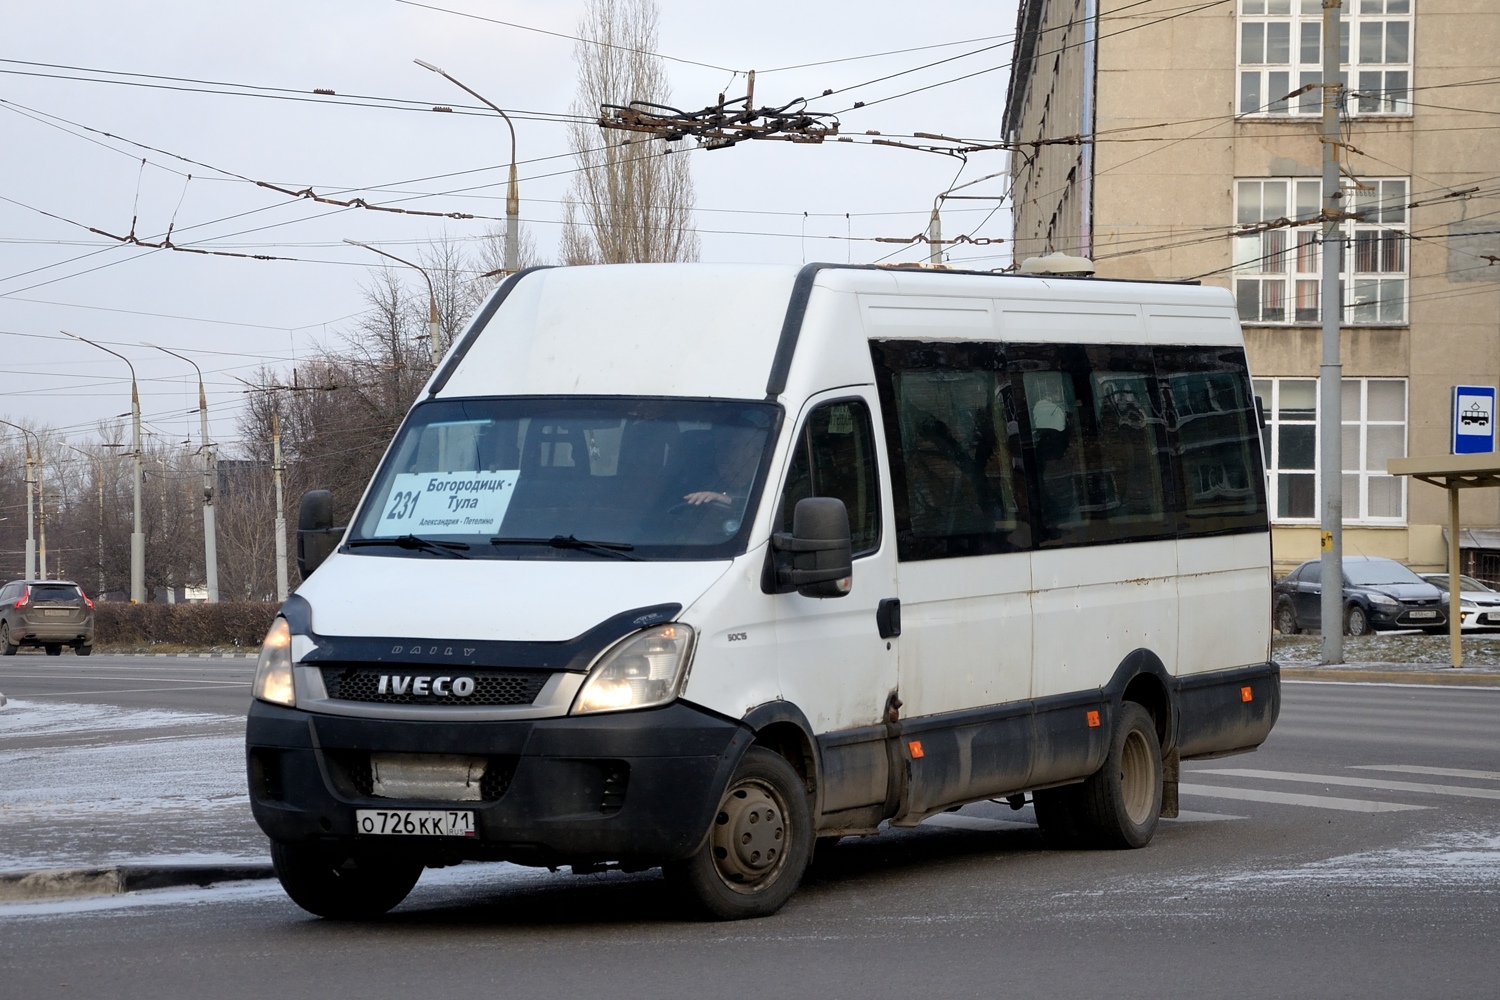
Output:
[0, 651, 255, 713]
[1, 676, 1498, 999]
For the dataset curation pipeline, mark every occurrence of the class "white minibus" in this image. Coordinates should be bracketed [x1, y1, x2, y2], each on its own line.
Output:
[247, 262, 1278, 920]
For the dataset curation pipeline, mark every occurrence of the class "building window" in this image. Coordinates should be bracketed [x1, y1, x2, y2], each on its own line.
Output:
[1253, 376, 1406, 524]
[1238, 0, 1411, 117]
[1233, 177, 1408, 326]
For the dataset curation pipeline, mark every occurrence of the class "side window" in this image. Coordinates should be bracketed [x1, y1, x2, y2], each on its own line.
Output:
[1015, 345, 1173, 547]
[778, 400, 881, 557]
[870, 340, 1028, 560]
[1158, 347, 1269, 537]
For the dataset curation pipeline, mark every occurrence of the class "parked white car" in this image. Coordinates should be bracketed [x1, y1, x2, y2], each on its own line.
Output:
[1420, 573, 1500, 630]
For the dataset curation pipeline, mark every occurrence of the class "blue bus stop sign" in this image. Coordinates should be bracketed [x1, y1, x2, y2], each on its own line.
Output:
[1453, 385, 1497, 454]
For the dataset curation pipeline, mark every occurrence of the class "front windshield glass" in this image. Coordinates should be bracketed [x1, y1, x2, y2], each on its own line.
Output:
[348, 397, 780, 560]
[1343, 559, 1425, 586]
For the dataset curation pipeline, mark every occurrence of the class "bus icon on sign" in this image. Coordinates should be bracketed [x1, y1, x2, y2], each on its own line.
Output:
[1453, 386, 1497, 454]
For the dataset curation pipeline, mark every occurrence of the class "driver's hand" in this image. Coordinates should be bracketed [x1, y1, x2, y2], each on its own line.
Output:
[683, 491, 730, 506]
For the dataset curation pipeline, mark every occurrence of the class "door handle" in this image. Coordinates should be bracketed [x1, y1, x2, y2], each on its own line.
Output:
[877, 598, 901, 639]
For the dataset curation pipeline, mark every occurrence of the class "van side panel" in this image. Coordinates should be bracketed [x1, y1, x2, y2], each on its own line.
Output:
[1177, 533, 1273, 676]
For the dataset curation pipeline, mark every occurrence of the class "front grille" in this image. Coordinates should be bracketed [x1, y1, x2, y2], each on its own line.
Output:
[321, 665, 548, 706]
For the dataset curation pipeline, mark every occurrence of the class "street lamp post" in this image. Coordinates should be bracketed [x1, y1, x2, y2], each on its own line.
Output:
[64, 331, 144, 603]
[66, 445, 106, 599]
[343, 240, 443, 367]
[415, 58, 519, 275]
[145, 342, 220, 602]
[0, 419, 39, 580]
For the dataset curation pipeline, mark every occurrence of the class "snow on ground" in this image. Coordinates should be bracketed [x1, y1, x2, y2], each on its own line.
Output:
[1273, 632, 1500, 666]
[0, 699, 262, 871]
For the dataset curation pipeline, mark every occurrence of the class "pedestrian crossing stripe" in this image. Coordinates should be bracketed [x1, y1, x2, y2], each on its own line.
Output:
[1196, 768, 1500, 802]
[1179, 783, 1428, 813]
[1352, 764, 1500, 782]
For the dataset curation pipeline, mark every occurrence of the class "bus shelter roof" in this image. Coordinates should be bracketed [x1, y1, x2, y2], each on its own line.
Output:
[1387, 454, 1500, 489]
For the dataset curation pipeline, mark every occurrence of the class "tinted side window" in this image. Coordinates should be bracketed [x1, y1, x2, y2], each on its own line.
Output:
[1014, 345, 1173, 547]
[870, 341, 1029, 561]
[779, 400, 881, 557]
[1158, 347, 1269, 537]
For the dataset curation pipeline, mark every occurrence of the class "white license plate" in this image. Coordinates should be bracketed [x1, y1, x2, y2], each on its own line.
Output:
[43, 609, 70, 617]
[1409, 610, 1438, 619]
[355, 809, 475, 837]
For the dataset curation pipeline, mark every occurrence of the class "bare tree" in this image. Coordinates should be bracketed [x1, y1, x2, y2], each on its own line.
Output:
[561, 0, 700, 265]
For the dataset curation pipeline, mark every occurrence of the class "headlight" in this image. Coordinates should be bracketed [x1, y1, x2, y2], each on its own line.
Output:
[253, 618, 295, 707]
[1367, 593, 1398, 607]
[572, 624, 695, 715]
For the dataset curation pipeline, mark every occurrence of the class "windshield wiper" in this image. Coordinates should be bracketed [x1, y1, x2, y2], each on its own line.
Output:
[489, 535, 639, 561]
[347, 535, 471, 559]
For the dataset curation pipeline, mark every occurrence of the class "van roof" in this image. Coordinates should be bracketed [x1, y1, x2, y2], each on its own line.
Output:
[431, 263, 1240, 404]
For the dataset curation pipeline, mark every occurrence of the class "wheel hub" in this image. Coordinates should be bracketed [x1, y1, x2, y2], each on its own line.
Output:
[1120, 730, 1153, 825]
[710, 779, 786, 888]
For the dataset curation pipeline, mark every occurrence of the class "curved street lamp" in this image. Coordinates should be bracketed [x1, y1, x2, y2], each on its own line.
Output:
[343, 240, 442, 367]
[0, 418, 41, 580]
[144, 342, 219, 603]
[415, 59, 520, 275]
[63, 331, 144, 603]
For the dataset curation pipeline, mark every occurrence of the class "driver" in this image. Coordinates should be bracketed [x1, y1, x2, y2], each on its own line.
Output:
[684, 427, 764, 507]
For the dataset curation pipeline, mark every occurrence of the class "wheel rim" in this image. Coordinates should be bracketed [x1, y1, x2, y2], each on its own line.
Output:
[1276, 607, 1295, 633]
[709, 777, 790, 894]
[1349, 608, 1367, 635]
[1119, 729, 1155, 826]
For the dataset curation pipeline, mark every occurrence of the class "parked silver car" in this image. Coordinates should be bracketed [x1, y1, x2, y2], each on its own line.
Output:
[0, 580, 95, 655]
[1420, 573, 1500, 630]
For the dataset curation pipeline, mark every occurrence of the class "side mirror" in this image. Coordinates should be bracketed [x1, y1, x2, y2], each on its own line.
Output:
[769, 497, 853, 599]
[296, 490, 343, 579]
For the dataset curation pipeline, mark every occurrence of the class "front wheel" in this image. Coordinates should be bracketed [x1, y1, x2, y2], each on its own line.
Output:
[270, 840, 422, 920]
[1345, 604, 1372, 637]
[665, 747, 812, 920]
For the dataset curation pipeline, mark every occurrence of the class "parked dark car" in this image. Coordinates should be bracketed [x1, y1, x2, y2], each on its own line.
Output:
[0, 580, 95, 655]
[1274, 556, 1447, 636]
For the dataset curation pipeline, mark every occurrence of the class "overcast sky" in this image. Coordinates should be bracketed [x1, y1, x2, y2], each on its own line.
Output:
[1, 0, 1019, 453]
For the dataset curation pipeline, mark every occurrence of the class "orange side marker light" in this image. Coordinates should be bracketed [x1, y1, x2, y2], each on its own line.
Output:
[1241, 686, 1254, 703]
[908, 740, 924, 759]
[1086, 710, 1101, 728]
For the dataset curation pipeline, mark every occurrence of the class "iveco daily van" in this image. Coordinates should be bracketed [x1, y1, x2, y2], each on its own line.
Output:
[247, 262, 1278, 920]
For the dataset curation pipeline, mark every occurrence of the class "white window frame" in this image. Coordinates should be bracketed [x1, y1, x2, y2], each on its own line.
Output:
[1238, 0, 1412, 118]
[1254, 376, 1407, 525]
[1234, 176, 1409, 326]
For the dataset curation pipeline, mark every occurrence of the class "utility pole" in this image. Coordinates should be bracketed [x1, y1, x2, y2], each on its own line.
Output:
[65, 332, 144, 602]
[1, 420, 39, 580]
[1318, 0, 1346, 665]
[415, 59, 521, 275]
[146, 343, 219, 602]
[927, 208, 942, 266]
[272, 411, 289, 602]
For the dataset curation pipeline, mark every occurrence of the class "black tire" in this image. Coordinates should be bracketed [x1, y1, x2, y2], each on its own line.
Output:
[1036, 703, 1162, 850]
[43, 644, 62, 657]
[75, 644, 93, 656]
[1, 623, 17, 656]
[270, 840, 423, 920]
[665, 747, 813, 920]
[1344, 604, 1372, 637]
[1274, 601, 1300, 635]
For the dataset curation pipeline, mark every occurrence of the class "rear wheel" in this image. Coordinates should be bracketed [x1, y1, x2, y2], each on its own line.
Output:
[43, 644, 62, 657]
[74, 644, 93, 656]
[1274, 601, 1300, 635]
[1344, 604, 1372, 637]
[0, 623, 16, 656]
[1035, 702, 1163, 850]
[270, 840, 422, 920]
[665, 747, 812, 920]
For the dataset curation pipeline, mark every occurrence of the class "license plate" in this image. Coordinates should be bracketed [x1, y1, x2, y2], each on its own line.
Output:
[1409, 610, 1438, 619]
[43, 609, 70, 617]
[355, 809, 475, 837]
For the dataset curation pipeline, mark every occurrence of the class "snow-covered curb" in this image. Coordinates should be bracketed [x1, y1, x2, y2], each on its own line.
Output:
[0, 864, 273, 902]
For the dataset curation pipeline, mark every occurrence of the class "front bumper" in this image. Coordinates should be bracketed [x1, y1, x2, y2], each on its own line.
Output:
[246, 699, 751, 866]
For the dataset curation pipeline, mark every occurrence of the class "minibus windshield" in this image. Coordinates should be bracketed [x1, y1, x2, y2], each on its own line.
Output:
[347, 397, 780, 561]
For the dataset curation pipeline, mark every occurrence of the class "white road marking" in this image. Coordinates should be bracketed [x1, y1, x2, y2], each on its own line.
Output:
[1179, 783, 1428, 813]
[921, 814, 1034, 832]
[1197, 768, 1500, 801]
[1352, 764, 1500, 782]
[1161, 809, 1244, 822]
[19, 684, 249, 698]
